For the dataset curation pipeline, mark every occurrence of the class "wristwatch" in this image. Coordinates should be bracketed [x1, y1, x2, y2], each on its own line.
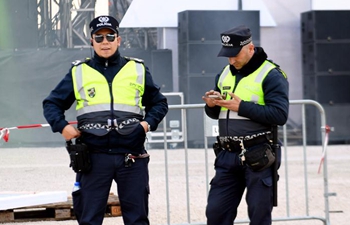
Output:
[145, 121, 151, 133]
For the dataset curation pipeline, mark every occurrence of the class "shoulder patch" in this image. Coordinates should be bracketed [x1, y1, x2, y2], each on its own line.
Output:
[71, 58, 90, 66]
[124, 56, 144, 63]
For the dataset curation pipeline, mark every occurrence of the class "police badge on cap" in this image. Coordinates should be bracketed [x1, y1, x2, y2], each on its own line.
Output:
[89, 15, 119, 36]
[217, 25, 252, 57]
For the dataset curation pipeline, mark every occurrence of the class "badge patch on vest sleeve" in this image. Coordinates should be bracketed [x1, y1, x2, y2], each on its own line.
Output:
[88, 87, 96, 98]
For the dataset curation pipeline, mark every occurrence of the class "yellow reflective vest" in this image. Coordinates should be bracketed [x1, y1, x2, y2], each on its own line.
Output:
[217, 60, 282, 120]
[71, 60, 145, 118]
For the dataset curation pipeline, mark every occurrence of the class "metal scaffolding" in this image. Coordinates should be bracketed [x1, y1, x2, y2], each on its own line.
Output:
[37, 0, 96, 48]
[36, 0, 156, 49]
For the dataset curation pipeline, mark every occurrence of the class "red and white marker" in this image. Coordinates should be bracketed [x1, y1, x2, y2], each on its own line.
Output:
[0, 121, 77, 142]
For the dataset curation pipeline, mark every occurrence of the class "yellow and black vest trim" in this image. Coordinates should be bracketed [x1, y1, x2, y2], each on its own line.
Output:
[72, 60, 145, 117]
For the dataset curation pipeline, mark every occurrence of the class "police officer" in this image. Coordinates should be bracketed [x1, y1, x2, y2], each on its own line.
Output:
[43, 15, 168, 225]
[202, 25, 289, 225]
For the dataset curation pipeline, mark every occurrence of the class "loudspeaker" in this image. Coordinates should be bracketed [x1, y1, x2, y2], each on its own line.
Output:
[179, 76, 216, 104]
[301, 10, 350, 42]
[0, 0, 38, 49]
[179, 43, 228, 75]
[151, 49, 173, 92]
[303, 75, 350, 104]
[302, 42, 350, 74]
[120, 48, 173, 92]
[301, 10, 350, 104]
[178, 76, 217, 147]
[178, 10, 260, 44]
[301, 10, 350, 144]
[121, 49, 152, 64]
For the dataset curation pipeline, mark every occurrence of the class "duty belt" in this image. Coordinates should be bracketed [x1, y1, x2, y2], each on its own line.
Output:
[78, 118, 139, 131]
[218, 131, 272, 152]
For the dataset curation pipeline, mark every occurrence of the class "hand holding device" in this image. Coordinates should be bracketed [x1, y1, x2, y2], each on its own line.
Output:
[208, 94, 223, 100]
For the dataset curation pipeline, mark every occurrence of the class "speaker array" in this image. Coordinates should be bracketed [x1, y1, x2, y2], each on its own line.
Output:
[301, 10, 350, 144]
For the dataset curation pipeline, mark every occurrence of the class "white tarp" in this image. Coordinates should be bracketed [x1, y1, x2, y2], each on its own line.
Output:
[0, 191, 67, 210]
[119, 0, 276, 28]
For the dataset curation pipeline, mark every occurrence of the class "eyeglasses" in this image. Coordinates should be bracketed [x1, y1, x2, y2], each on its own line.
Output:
[93, 33, 116, 43]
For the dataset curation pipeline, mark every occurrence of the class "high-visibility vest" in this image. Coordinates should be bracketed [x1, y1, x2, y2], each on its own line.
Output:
[217, 60, 277, 120]
[71, 60, 145, 118]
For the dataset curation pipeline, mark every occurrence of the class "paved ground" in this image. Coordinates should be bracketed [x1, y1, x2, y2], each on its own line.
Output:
[0, 144, 349, 225]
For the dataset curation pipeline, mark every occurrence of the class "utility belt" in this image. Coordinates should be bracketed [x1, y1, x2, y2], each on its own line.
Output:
[216, 131, 272, 153]
[213, 131, 275, 171]
[78, 118, 140, 131]
[66, 139, 149, 173]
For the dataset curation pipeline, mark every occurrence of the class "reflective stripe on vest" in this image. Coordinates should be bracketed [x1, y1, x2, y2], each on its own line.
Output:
[218, 61, 276, 120]
[72, 61, 145, 117]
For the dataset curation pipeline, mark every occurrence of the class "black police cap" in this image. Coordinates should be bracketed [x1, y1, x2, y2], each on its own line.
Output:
[217, 25, 252, 57]
[89, 15, 119, 37]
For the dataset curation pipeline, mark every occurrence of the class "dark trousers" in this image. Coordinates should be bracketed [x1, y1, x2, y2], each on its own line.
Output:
[206, 147, 280, 225]
[72, 153, 150, 225]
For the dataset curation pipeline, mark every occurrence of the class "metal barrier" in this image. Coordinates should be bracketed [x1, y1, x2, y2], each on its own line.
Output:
[151, 99, 331, 225]
[146, 92, 185, 146]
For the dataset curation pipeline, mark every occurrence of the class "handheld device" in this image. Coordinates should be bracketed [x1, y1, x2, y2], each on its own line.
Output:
[208, 94, 223, 100]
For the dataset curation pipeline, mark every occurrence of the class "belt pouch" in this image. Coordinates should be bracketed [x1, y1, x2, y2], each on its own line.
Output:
[244, 143, 275, 171]
[212, 142, 221, 156]
[66, 140, 92, 173]
[213, 136, 224, 156]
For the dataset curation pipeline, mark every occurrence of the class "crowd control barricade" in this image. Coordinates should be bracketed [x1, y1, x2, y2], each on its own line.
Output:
[146, 92, 185, 147]
[150, 99, 332, 225]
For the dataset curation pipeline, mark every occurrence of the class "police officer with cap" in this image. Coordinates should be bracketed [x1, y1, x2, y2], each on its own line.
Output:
[43, 15, 168, 225]
[202, 25, 289, 225]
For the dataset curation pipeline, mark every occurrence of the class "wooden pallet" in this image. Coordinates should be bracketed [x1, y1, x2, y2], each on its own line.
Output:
[0, 193, 121, 222]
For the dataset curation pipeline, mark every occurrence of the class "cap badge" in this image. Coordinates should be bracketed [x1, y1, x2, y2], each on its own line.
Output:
[222, 35, 233, 47]
[222, 35, 230, 43]
[95, 16, 112, 28]
[98, 16, 109, 23]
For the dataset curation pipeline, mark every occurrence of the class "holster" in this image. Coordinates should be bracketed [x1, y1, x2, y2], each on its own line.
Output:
[66, 139, 91, 173]
[213, 136, 224, 156]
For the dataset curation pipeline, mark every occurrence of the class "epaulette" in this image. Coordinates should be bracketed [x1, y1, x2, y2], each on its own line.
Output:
[266, 59, 280, 67]
[124, 56, 144, 64]
[276, 67, 288, 79]
[267, 59, 287, 79]
[71, 58, 91, 66]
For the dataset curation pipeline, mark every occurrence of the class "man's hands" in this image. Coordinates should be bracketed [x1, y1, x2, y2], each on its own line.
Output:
[140, 121, 150, 133]
[62, 124, 81, 141]
[202, 90, 241, 112]
[62, 121, 151, 141]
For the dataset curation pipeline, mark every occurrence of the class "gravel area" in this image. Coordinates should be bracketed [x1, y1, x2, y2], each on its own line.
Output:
[0, 144, 349, 225]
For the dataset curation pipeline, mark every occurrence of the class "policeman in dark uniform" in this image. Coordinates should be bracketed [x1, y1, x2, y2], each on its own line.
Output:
[202, 25, 289, 225]
[43, 15, 168, 225]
